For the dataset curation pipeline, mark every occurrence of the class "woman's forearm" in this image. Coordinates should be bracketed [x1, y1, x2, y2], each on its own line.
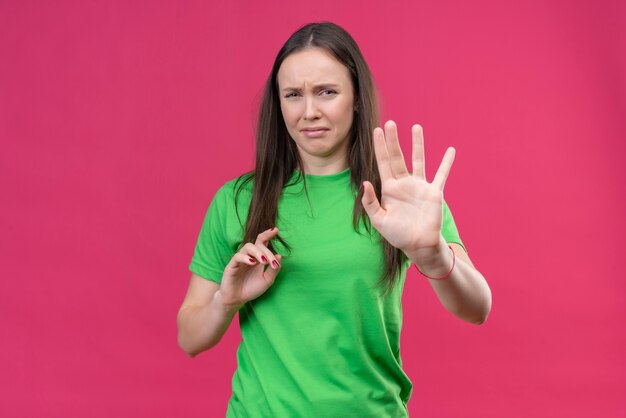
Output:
[406, 240, 492, 324]
[177, 290, 240, 357]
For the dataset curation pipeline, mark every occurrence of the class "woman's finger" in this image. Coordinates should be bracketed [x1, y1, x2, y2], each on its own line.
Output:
[229, 252, 260, 269]
[262, 254, 283, 286]
[255, 227, 279, 246]
[384, 120, 409, 178]
[411, 124, 426, 180]
[432, 147, 456, 191]
[361, 181, 384, 228]
[242, 242, 281, 270]
[373, 127, 393, 182]
[240, 243, 266, 264]
[254, 228, 282, 268]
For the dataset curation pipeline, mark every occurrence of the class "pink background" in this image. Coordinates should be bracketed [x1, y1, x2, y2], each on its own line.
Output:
[1, 0, 625, 417]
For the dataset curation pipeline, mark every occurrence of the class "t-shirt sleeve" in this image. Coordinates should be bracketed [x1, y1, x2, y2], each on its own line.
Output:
[442, 200, 467, 253]
[189, 185, 235, 284]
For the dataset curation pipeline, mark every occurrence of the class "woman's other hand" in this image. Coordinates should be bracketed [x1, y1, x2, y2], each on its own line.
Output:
[218, 227, 283, 310]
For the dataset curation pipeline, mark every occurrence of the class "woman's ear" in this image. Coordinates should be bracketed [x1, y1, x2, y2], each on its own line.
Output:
[354, 99, 359, 112]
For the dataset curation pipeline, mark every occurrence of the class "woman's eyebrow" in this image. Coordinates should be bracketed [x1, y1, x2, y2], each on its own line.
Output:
[314, 83, 340, 90]
[280, 86, 301, 92]
[280, 83, 341, 92]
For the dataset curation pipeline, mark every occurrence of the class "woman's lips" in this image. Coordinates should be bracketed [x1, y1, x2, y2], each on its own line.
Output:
[301, 128, 329, 138]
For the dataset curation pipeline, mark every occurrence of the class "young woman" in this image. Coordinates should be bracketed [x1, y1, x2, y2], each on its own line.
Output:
[177, 22, 491, 417]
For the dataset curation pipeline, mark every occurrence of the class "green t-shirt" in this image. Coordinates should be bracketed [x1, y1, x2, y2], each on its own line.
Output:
[189, 168, 464, 417]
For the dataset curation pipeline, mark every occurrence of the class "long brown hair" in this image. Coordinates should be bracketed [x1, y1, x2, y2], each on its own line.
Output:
[235, 22, 406, 293]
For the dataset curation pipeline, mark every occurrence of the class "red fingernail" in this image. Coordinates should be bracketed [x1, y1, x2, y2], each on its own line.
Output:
[272, 260, 280, 268]
[249, 257, 256, 263]
[261, 256, 268, 263]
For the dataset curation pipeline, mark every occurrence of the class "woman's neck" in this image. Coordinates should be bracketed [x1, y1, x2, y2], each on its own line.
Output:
[299, 155, 349, 176]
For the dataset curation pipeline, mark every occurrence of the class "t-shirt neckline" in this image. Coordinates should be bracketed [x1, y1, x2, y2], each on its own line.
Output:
[289, 167, 351, 186]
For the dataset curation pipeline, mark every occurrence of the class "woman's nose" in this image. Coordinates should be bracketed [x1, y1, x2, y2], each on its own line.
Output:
[303, 97, 321, 120]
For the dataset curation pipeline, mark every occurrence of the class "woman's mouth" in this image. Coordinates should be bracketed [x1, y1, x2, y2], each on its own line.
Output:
[301, 128, 329, 138]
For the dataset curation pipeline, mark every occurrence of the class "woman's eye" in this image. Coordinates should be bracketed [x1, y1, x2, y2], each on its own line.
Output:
[321, 90, 337, 96]
[285, 92, 299, 98]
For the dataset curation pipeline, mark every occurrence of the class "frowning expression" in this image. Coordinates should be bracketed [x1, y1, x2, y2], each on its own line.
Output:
[277, 47, 356, 170]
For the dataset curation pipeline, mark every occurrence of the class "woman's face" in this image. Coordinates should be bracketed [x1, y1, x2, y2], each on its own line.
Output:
[277, 47, 356, 172]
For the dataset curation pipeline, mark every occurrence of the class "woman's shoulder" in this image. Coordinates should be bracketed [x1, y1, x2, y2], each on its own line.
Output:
[211, 172, 254, 207]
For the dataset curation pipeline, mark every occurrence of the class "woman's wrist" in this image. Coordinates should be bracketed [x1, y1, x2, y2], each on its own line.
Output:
[213, 290, 244, 315]
[405, 239, 455, 279]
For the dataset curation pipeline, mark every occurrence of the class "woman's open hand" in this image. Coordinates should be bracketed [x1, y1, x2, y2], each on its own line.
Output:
[361, 121, 455, 257]
[219, 228, 282, 310]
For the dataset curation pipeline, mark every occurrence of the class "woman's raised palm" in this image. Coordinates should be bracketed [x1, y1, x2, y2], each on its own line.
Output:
[361, 121, 455, 255]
